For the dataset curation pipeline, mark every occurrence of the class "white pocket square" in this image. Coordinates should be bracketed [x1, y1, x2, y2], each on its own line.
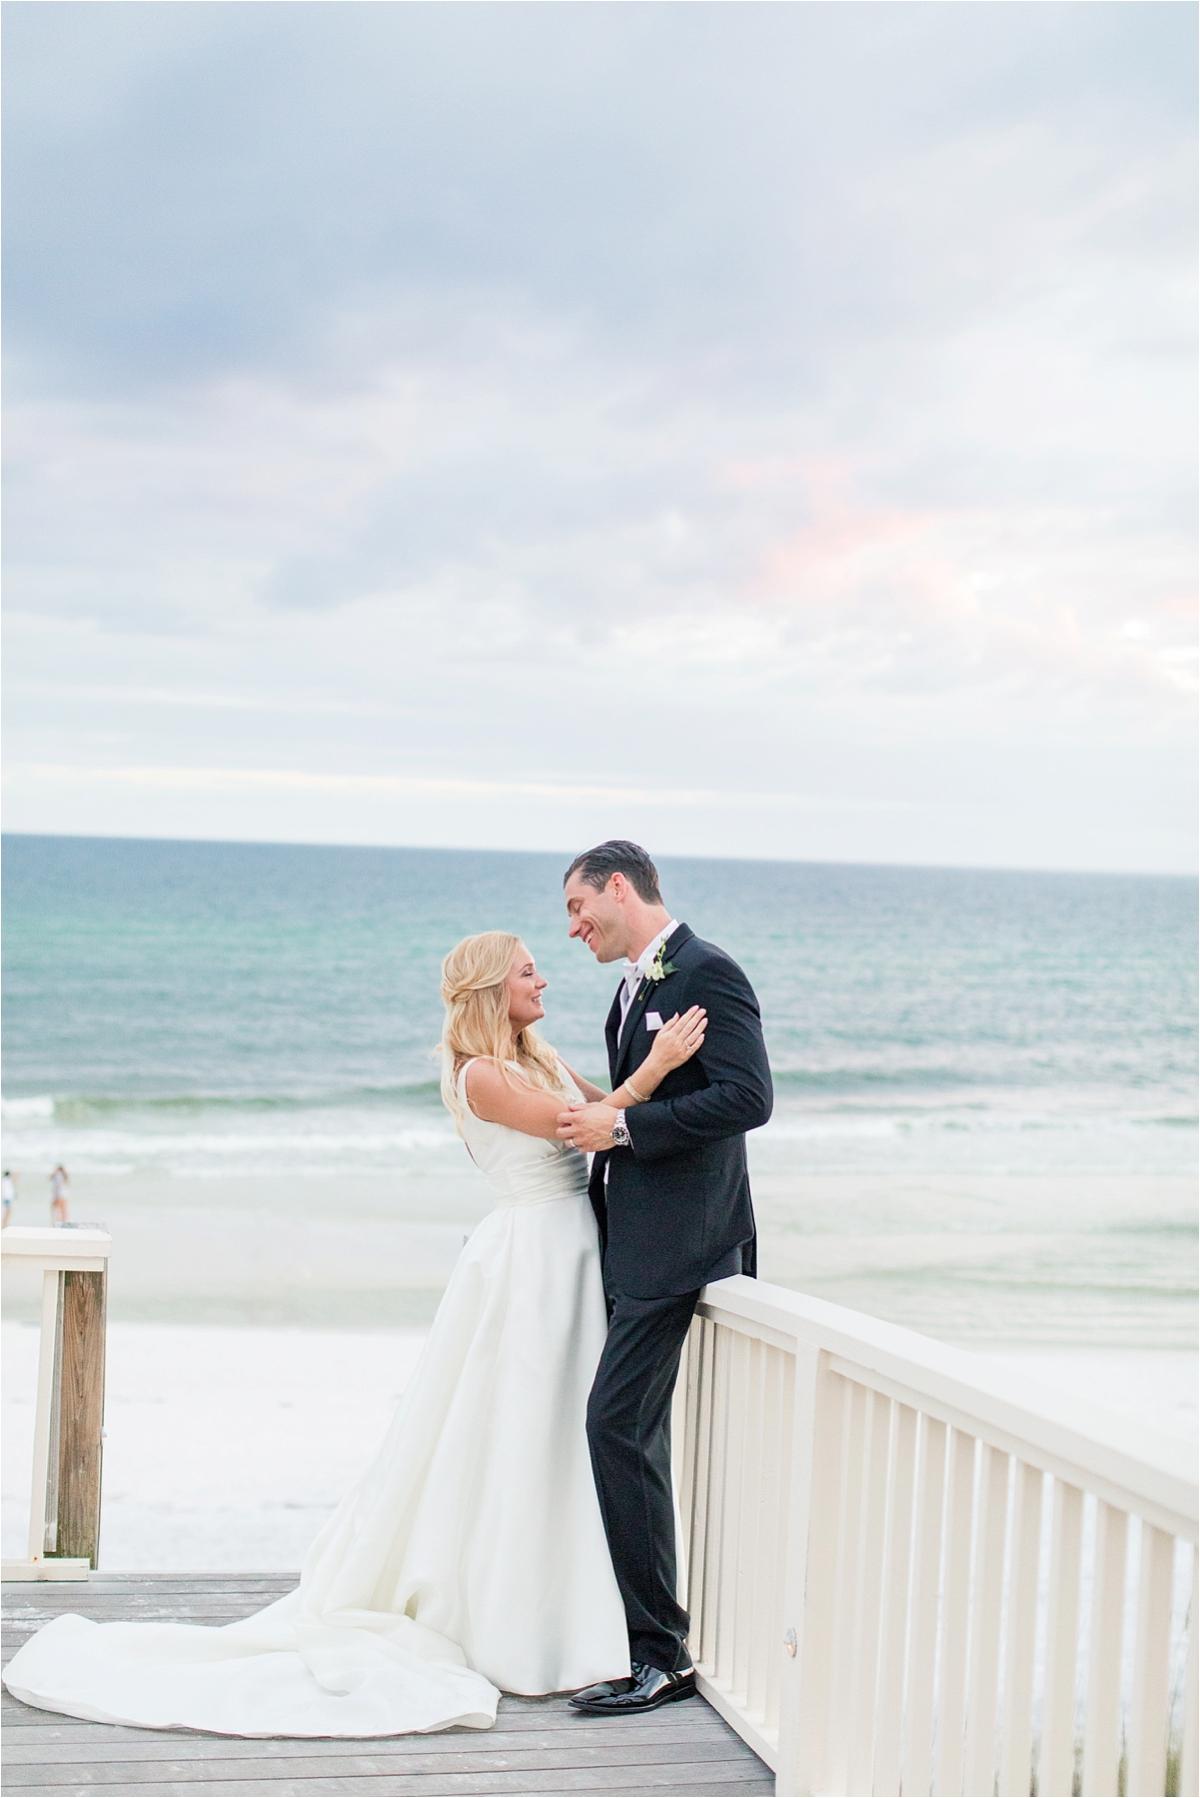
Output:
[645, 1011, 664, 1030]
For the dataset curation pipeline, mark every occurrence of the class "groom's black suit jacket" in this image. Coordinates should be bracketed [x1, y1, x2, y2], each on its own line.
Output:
[588, 923, 773, 1299]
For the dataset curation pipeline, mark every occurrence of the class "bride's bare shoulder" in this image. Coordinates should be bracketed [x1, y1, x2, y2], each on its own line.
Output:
[461, 1056, 508, 1112]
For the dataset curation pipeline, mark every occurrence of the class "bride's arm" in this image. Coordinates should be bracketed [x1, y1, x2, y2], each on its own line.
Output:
[610, 1007, 706, 1106]
[560, 1009, 708, 1110]
[463, 1059, 575, 1142]
[467, 1009, 708, 1144]
[555, 1008, 709, 1150]
[557, 1064, 609, 1104]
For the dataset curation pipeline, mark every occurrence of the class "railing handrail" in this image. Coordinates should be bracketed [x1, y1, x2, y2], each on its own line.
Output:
[3, 1224, 112, 1261]
[699, 1276, 1197, 1539]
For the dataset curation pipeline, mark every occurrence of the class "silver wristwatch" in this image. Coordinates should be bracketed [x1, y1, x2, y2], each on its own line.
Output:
[609, 1109, 631, 1150]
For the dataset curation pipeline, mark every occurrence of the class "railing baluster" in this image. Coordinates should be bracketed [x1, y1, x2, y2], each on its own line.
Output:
[1082, 1500, 1129, 1797]
[726, 1337, 755, 1697]
[790, 1362, 848, 1797]
[689, 1317, 717, 1667]
[764, 1345, 795, 1739]
[906, 1413, 948, 1798]
[1125, 1522, 1174, 1797]
[27, 1270, 63, 1565]
[965, 1444, 1009, 1796]
[743, 1339, 772, 1721]
[997, 1461, 1042, 1798]
[826, 1378, 868, 1791]
[846, 1390, 891, 1794]
[705, 1323, 733, 1679]
[1180, 1548, 1198, 1798]
[44, 1273, 65, 1553]
[679, 1319, 698, 1632]
[672, 1320, 696, 1605]
[934, 1428, 975, 1796]
[874, 1401, 918, 1797]
[1040, 1479, 1085, 1798]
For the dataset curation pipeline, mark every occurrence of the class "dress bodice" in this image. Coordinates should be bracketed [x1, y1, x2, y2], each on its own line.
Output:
[457, 1059, 589, 1207]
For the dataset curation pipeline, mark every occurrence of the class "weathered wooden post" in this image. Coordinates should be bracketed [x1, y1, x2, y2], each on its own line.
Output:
[52, 1269, 108, 1564]
[2, 1224, 110, 1582]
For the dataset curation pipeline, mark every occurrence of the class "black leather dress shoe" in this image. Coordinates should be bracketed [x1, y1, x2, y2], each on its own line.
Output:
[569, 1660, 697, 1715]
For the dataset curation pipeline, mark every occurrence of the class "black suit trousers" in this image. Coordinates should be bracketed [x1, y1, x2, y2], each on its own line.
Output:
[585, 1289, 700, 1674]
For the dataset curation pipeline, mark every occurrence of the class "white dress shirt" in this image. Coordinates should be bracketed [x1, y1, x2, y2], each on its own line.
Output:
[618, 921, 680, 1031]
[606, 920, 680, 1180]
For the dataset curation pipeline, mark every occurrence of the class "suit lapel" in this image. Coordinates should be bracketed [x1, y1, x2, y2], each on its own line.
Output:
[604, 986, 623, 1084]
[615, 979, 654, 1079]
[614, 923, 693, 1081]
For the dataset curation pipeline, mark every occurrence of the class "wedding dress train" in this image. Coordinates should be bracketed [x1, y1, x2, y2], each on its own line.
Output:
[3, 1064, 630, 1736]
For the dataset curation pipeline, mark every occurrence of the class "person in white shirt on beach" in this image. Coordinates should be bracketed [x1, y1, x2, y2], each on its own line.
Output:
[49, 1166, 69, 1225]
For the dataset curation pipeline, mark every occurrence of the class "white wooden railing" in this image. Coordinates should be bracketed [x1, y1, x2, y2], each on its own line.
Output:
[2, 1225, 111, 1582]
[673, 1277, 1198, 1798]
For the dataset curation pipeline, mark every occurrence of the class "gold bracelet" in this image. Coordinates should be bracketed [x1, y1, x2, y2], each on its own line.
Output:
[625, 1077, 650, 1104]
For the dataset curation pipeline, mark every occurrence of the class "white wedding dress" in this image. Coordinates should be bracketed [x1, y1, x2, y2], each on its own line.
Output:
[4, 1063, 630, 1737]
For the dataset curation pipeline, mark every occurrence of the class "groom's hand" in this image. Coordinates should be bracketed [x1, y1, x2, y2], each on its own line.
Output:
[556, 1103, 617, 1152]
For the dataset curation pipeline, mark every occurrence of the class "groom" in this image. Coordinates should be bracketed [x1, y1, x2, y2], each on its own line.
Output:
[557, 840, 773, 1715]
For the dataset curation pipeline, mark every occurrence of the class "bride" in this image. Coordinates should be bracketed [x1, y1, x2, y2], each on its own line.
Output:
[4, 931, 706, 1739]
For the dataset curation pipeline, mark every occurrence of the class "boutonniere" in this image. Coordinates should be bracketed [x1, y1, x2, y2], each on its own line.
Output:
[640, 941, 678, 994]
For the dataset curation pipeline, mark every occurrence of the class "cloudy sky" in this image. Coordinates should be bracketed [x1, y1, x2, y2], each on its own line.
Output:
[3, 1, 1196, 870]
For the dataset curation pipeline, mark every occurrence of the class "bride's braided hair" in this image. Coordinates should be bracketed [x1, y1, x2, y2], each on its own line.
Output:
[439, 932, 570, 1136]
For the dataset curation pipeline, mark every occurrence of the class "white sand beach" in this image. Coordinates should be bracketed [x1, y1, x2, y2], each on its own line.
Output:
[1, 1322, 428, 1569]
[3, 1169, 1194, 1345]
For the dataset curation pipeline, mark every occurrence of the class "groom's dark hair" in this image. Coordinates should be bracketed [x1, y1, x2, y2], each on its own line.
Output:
[564, 841, 663, 905]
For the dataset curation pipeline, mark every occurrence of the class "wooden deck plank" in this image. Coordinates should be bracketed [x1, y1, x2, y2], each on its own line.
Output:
[4, 1600, 294, 1611]
[0, 1701, 736, 1740]
[5, 1609, 295, 1623]
[5, 1617, 298, 1649]
[4, 1599, 296, 1617]
[7, 1733, 759, 1776]
[4, 1586, 296, 1604]
[0, 1715, 735, 1748]
[4, 1580, 299, 1596]
[0, 1719, 736, 1751]
[5, 1612, 293, 1634]
[4, 1593, 293, 1603]
[2, 1670, 732, 1734]
[2, 1683, 737, 1736]
[0, 1764, 772, 1795]
[3, 1733, 748, 1771]
[3, 1575, 774, 1796]
[0, 1783, 772, 1798]
[2, 1780, 773, 1797]
[2, 1786, 771, 1798]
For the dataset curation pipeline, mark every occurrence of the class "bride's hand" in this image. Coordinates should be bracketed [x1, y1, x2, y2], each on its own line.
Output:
[642, 1006, 706, 1078]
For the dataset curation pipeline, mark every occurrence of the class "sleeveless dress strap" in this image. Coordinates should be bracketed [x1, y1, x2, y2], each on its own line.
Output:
[457, 1058, 480, 1116]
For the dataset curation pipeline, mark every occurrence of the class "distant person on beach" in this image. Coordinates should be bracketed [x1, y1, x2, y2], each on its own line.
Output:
[5, 924, 714, 1736]
[1, 1170, 16, 1227]
[49, 1166, 69, 1224]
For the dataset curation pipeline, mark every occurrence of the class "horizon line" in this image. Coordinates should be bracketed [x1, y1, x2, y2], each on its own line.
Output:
[2, 828, 1195, 883]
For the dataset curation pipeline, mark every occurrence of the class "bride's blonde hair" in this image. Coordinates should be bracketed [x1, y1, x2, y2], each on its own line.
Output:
[439, 932, 570, 1135]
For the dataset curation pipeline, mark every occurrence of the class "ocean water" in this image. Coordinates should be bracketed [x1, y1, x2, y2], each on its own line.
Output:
[2, 834, 1196, 1347]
